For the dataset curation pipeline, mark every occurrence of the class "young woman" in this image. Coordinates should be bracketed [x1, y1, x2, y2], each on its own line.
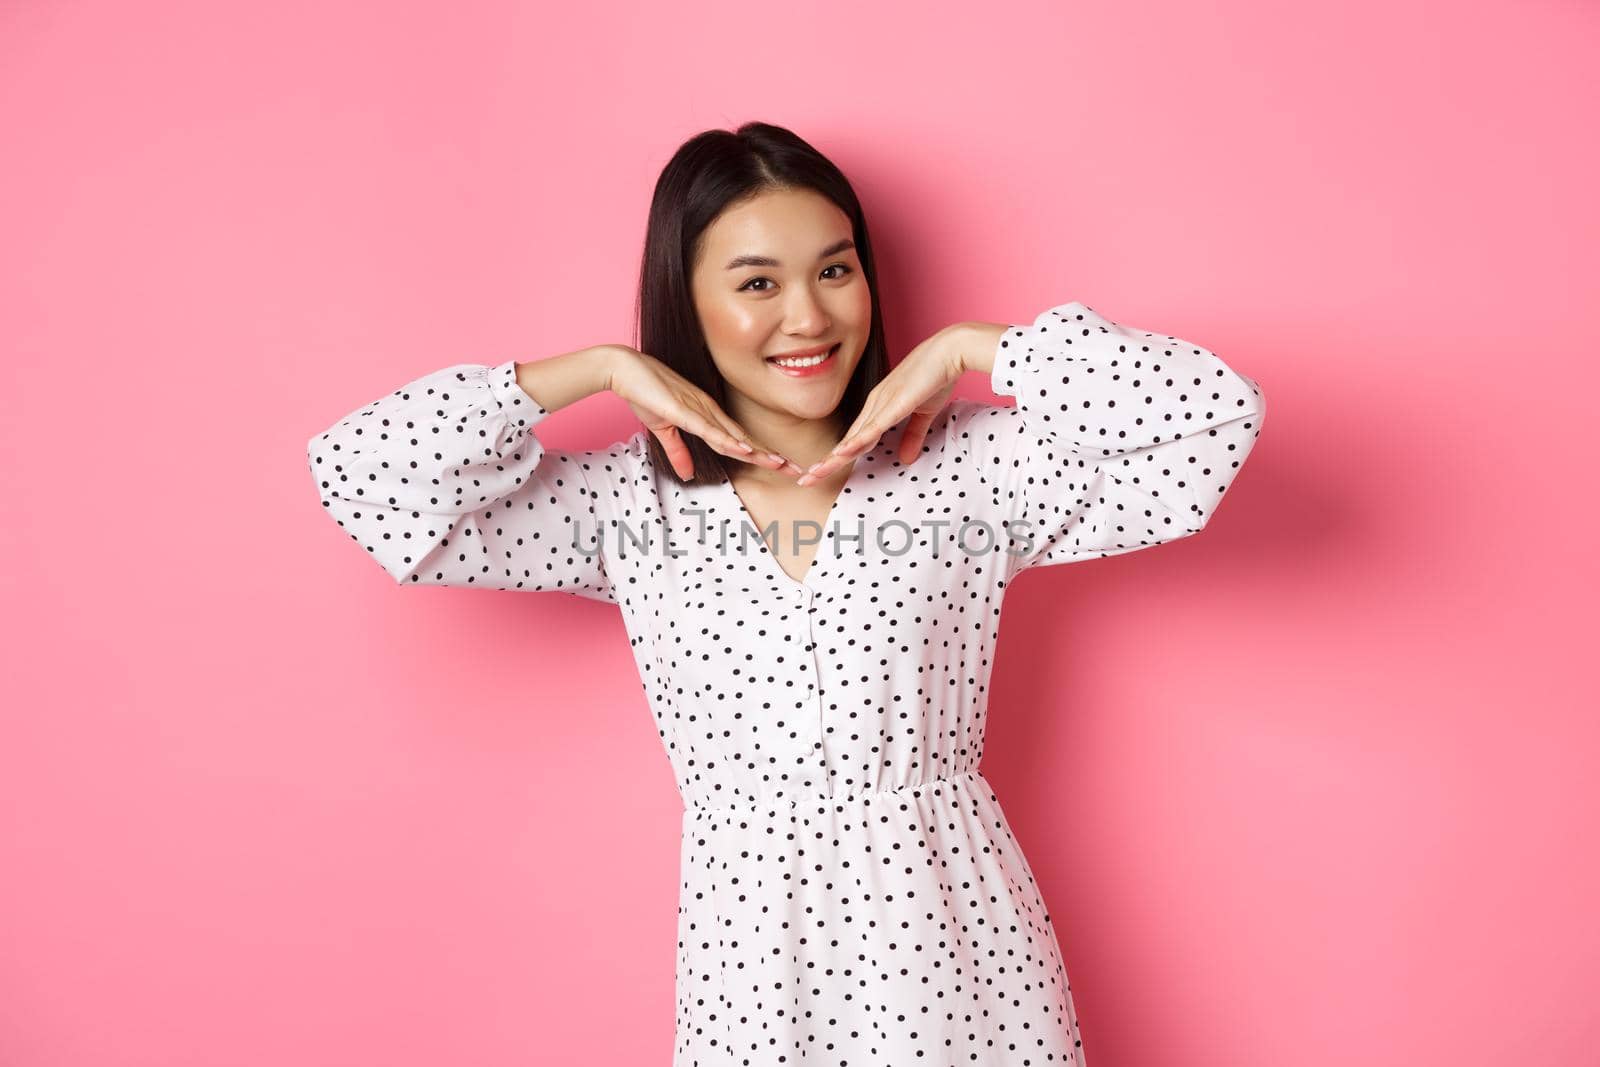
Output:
[306, 121, 1266, 1066]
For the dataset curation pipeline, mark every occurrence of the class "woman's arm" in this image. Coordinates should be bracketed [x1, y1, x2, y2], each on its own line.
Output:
[952, 302, 1266, 578]
[305, 345, 634, 602]
[512, 343, 623, 415]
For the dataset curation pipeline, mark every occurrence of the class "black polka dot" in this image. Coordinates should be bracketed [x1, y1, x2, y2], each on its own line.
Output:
[305, 301, 1267, 1064]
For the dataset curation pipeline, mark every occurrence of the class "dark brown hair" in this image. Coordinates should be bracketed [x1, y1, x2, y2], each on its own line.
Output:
[632, 121, 890, 487]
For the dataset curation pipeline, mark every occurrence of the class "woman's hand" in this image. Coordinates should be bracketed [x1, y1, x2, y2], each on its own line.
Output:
[604, 345, 799, 481]
[798, 322, 1008, 487]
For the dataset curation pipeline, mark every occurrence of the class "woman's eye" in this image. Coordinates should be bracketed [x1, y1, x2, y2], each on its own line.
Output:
[739, 264, 853, 292]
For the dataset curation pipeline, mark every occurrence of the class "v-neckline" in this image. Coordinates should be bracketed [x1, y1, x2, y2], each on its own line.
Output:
[715, 441, 877, 594]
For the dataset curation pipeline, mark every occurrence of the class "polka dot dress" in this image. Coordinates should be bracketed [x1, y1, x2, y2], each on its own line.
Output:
[306, 301, 1267, 1065]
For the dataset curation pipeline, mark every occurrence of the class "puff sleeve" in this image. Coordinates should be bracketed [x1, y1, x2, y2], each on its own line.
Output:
[306, 359, 624, 603]
[958, 301, 1266, 578]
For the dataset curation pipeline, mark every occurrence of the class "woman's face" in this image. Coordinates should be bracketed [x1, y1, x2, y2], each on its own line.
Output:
[689, 187, 872, 428]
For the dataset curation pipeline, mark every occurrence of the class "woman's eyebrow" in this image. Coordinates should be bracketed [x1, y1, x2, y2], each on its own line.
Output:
[724, 238, 856, 271]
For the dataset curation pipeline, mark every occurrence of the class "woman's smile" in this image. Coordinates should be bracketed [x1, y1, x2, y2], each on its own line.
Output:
[766, 341, 841, 377]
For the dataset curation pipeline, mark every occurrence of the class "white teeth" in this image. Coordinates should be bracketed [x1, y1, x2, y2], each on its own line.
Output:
[770, 346, 835, 368]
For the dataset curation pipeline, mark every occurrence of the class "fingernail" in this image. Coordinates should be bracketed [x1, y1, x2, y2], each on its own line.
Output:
[766, 452, 786, 464]
[738, 440, 755, 452]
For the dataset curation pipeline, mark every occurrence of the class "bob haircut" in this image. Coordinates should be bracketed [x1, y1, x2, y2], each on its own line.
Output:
[632, 121, 891, 487]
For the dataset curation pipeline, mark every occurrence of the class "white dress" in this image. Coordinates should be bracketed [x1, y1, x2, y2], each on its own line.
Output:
[306, 300, 1267, 1065]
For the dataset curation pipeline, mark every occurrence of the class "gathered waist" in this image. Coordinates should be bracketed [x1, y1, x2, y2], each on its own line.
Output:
[683, 768, 988, 823]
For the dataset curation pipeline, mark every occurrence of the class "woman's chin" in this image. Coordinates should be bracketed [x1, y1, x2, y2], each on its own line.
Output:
[774, 397, 842, 422]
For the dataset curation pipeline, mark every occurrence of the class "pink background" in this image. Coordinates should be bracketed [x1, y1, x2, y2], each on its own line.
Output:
[3, 1, 1596, 1064]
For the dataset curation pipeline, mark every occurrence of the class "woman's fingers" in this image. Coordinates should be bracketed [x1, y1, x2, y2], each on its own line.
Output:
[896, 410, 937, 466]
[799, 400, 899, 486]
[697, 402, 800, 474]
[799, 389, 954, 486]
[670, 403, 754, 458]
[618, 356, 792, 476]
[652, 424, 697, 481]
[679, 393, 803, 475]
[836, 397, 890, 454]
[673, 400, 794, 473]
